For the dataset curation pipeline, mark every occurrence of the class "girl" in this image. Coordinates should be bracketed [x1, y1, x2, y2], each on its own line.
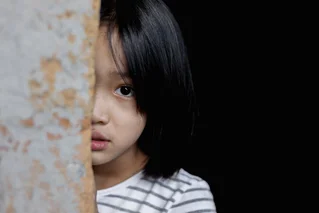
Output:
[92, 0, 216, 212]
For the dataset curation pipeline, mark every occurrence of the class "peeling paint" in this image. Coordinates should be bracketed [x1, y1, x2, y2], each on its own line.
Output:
[40, 56, 62, 92]
[68, 33, 76, 44]
[68, 51, 77, 64]
[22, 141, 32, 154]
[12, 142, 20, 152]
[0, 125, 8, 136]
[57, 10, 75, 20]
[28, 80, 42, 91]
[49, 146, 60, 158]
[60, 88, 77, 107]
[20, 118, 34, 127]
[5, 196, 15, 213]
[47, 132, 63, 141]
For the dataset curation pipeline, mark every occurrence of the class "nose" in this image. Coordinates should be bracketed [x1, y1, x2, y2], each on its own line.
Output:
[91, 94, 109, 125]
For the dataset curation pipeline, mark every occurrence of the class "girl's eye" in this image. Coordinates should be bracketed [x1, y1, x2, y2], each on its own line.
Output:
[115, 86, 135, 97]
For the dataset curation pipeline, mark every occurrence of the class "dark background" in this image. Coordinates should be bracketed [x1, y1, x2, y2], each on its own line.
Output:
[164, 1, 225, 213]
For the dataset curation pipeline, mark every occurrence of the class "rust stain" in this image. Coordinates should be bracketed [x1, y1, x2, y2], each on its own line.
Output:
[68, 51, 76, 64]
[48, 24, 53, 30]
[81, 14, 98, 56]
[53, 112, 71, 129]
[57, 10, 75, 19]
[53, 112, 58, 118]
[81, 39, 90, 53]
[60, 88, 77, 107]
[32, 160, 45, 173]
[12, 141, 20, 151]
[5, 178, 15, 212]
[83, 14, 98, 38]
[77, 127, 91, 159]
[80, 118, 91, 132]
[49, 146, 60, 157]
[77, 97, 91, 118]
[54, 160, 68, 181]
[76, 3, 100, 212]
[83, 71, 95, 103]
[5, 177, 15, 213]
[47, 132, 62, 141]
[39, 181, 54, 212]
[59, 117, 71, 130]
[0, 124, 8, 136]
[92, 0, 100, 11]
[83, 70, 95, 84]
[26, 187, 33, 200]
[20, 118, 34, 127]
[22, 140, 32, 153]
[25, 160, 46, 200]
[29, 79, 41, 90]
[40, 57, 62, 92]
[39, 181, 50, 191]
[82, 12, 98, 114]
[75, 127, 94, 213]
[5, 196, 15, 213]
[68, 34, 76, 44]
[29, 91, 50, 111]
[29, 57, 62, 110]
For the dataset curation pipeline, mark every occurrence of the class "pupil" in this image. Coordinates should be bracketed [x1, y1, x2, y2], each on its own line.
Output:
[121, 87, 130, 95]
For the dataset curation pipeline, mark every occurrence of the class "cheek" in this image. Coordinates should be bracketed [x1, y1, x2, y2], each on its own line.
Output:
[113, 110, 146, 140]
[114, 112, 146, 134]
[110, 97, 146, 139]
[112, 99, 142, 127]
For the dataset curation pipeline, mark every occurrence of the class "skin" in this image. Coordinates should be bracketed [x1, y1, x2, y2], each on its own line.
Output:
[92, 25, 148, 191]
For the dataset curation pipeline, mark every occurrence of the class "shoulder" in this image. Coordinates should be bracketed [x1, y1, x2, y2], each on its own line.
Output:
[166, 169, 217, 213]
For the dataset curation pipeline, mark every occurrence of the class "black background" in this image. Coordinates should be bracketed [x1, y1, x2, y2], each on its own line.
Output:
[164, 1, 225, 213]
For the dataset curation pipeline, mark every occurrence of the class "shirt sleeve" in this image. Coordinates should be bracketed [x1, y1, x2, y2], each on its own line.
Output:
[167, 179, 217, 213]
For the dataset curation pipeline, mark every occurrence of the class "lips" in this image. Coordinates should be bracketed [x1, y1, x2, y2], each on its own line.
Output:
[91, 131, 110, 151]
[91, 131, 109, 141]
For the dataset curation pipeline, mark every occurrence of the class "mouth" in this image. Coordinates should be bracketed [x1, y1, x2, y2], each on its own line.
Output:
[91, 131, 110, 151]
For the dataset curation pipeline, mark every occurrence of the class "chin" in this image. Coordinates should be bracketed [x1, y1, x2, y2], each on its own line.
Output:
[91, 151, 112, 166]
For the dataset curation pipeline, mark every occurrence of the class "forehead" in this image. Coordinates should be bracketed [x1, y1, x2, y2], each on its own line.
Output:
[95, 25, 129, 79]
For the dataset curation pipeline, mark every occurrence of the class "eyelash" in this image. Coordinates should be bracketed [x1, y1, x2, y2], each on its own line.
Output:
[114, 85, 135, 97]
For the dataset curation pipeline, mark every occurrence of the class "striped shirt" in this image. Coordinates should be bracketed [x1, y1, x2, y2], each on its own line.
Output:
[96, 169, 216, 213]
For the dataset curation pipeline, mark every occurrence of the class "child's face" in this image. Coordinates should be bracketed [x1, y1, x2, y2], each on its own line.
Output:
[91, 26, 146, 166]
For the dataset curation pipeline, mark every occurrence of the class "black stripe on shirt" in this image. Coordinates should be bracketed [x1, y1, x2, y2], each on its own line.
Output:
[186, 209, 216, 213]
[184, 187, 211, 193]
[141, 177, 184, 193]
[106, 194, 167, 212]
[170, 177, 192, 185]
[179, 172, 202, 181]
[97, 202, 138, 213]
[171, 198, 214, 208]
[127, 186, 176, 202]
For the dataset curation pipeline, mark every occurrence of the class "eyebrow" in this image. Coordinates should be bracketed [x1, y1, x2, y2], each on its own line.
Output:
[108, 69, 132, 82]
[109, 69, 129, 77]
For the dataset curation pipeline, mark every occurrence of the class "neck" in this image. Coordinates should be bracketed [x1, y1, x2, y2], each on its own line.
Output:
[93, 146, 147, 190]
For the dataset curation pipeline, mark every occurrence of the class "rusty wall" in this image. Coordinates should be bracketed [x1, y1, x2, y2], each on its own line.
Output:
[0, 0, 100, 212]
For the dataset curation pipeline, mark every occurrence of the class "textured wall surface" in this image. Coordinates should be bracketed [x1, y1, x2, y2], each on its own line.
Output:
[0, 0, 100, 212]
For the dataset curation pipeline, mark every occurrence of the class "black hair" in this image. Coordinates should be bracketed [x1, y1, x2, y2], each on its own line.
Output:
[99, 0, 197, 178]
